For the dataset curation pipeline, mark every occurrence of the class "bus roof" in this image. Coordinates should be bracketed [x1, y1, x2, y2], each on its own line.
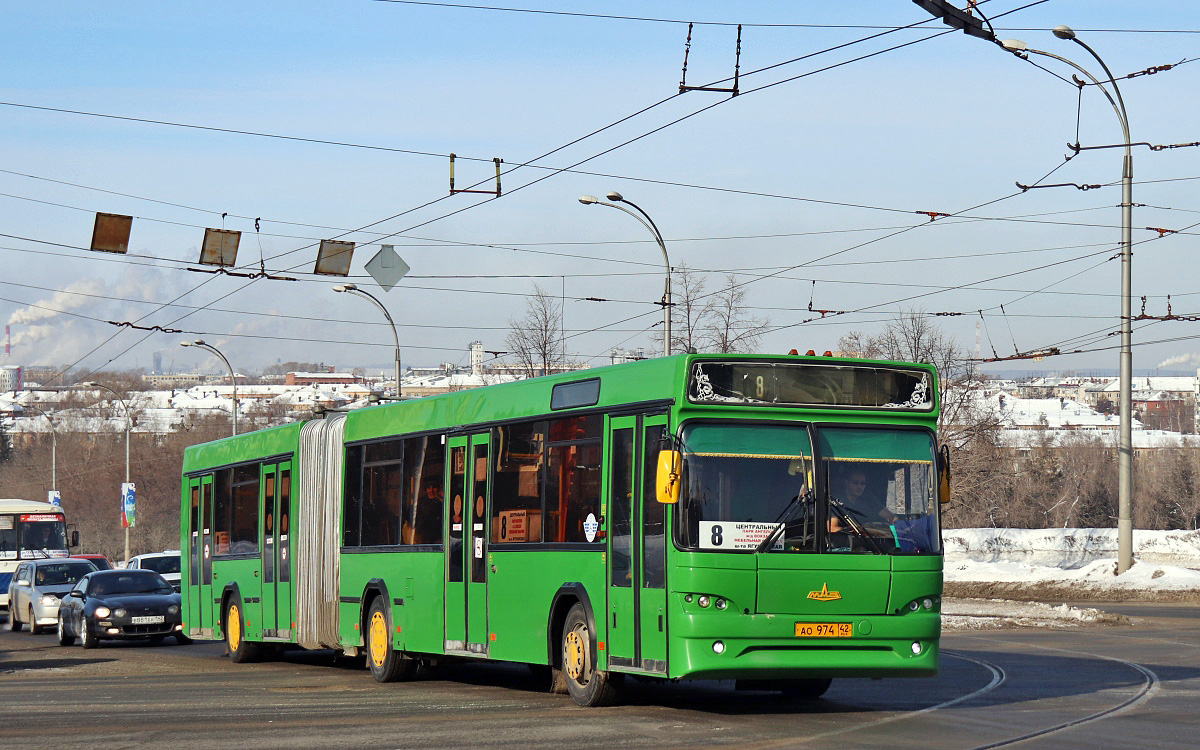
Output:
[181, 352, 938, 469]
[0, 499, 65, 514]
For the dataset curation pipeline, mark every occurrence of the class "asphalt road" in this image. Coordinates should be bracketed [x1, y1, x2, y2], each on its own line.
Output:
[1, 603, 1197, 749]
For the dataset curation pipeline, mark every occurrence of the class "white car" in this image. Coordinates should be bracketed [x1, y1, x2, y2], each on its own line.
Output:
[124, 551, 181, 592]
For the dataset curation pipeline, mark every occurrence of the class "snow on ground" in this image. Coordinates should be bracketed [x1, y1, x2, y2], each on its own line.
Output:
[942, 598, 1130, 631]
[942, 527, 1200, 604]
[944, 527, 1200, 568]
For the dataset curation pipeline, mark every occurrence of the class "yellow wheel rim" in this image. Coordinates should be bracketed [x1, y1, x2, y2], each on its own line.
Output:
[565, 629, 586, 680]
[369, 611, 389, 668]
[228, 604, 242, 652]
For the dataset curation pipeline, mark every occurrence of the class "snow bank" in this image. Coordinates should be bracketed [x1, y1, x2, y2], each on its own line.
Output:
[944, 527, 1200, 568]
[942, 527, 1200, 599]
[942, 598, 1130, 630]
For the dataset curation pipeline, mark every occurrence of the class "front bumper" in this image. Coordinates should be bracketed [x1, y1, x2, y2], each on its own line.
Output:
[668, 610, 941, 680]
[91, 616, 184, 639]
[32, 599, 61, 626]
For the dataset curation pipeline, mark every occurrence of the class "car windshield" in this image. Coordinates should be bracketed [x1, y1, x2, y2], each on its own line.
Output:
[139, 555, 180, 574]
[34, 562, 95, 586]
[81, 557, 113, 570]
[90, 572, 174, 596]
[676, 423, 940, 555]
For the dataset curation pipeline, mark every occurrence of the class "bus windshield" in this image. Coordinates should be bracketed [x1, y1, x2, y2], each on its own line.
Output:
[677, 424, 939, 555]
[819, 427, 940, 555]
[679, 423, 817, 553]
[2, 514, 69, 559]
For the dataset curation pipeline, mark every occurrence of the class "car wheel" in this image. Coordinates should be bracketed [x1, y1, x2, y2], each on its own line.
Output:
[225, 597, 260, 663]
[57, 613, 75, 646]
[80, 620, 98, 650]
[8, 606, 22, 632]
[561, 603, 621, 707]
[366, 598, 416, 683]
[28, 606, 42, 635]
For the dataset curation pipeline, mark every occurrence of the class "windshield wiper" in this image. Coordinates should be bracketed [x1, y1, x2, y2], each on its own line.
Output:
[828, 498, 886, 554]
[756, 490, 815, 553]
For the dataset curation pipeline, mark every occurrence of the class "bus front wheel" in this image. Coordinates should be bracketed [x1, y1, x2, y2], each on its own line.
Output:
[561, 603, 620, 707]
[366, 599, 416, 683]
[225, 597, 260, 663]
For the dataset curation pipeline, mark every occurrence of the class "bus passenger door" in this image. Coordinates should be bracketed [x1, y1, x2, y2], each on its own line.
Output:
[198, 475, 215, 637]
[637, 417, 669, 672]
[186, 478, 201, 637]
[444, 433, 490, 654]
[259, 464, 278, 637]
[605, 414, 669, 673]
[606, 417, 637, 664]
[276, 464, 293, 639]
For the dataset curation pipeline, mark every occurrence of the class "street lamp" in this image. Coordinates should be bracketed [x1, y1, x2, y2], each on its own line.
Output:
[333, 283, 402, 398]
[182, 339, 239, 436]
[579, 192, 672, 357]
[916, 2, 1136, 574]
[998, 30, 1135, 574]
[81, 381, 132, 566]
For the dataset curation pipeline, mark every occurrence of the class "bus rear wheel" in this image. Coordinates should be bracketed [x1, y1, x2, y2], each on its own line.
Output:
[366, 599, 416, 683]
[225, 597, 261, 663]
[561, 603, 620, 707]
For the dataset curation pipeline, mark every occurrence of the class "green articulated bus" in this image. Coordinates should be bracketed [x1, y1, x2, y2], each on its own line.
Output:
[181, 352, 949, 706]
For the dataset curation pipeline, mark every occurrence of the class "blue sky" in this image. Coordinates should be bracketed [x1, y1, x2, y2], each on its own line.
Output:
[3, 1, 1200, 379]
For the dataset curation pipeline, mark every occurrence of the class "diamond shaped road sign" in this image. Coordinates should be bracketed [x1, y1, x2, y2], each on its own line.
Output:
[365, 245, 410, 291]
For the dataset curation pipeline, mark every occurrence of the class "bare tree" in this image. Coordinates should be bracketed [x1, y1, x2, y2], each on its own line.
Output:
[838, 309, 995, 441]
[702, 275, 770, 353]
[664, 264, 713, 354]
[505, 283, 565, 378]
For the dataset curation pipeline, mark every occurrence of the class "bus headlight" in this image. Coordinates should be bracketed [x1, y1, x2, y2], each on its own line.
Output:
[697, 596, 711, 608]
[911, 641, 923, 655]
[922, 598, 934, 610]
[713, 641, 726, 654]
[714, 598, 727, 610]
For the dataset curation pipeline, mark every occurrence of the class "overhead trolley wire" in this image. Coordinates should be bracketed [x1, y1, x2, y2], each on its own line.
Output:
[22, 1, 1048, 374]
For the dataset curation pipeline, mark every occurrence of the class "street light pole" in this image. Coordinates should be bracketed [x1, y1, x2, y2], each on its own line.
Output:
[914, 2, 1137, 575]
[579, 192, 672, 357]
[182, 340, 239, 436]
[334, 283, 402, 398]
[23, 403, 56, 495]
[82, 382, 131, 565]
[997, 30, 1135, 574]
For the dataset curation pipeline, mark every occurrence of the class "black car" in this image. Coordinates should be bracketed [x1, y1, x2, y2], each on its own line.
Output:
[56, 569, 190, 648]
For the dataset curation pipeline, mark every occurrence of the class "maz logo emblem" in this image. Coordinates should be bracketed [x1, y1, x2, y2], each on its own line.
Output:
[807, 583, 842, 601]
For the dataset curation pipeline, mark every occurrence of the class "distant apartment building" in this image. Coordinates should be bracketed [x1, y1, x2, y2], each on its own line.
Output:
[0, 364, 22, 392]
[142, 372, 205, 389]
[285, 372, 362, 386]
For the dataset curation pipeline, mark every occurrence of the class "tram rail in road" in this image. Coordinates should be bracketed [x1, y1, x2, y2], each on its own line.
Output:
[1, 603, 1196, 749]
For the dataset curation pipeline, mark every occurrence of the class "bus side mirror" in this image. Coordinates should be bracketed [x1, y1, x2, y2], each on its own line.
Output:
[70, 530, 80, 548]
[938, 444, 951, 504]
[656, 449, 682, 504]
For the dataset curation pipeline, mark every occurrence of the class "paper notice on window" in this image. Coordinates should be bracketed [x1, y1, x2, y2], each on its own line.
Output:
[698, 521, 783, 550]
